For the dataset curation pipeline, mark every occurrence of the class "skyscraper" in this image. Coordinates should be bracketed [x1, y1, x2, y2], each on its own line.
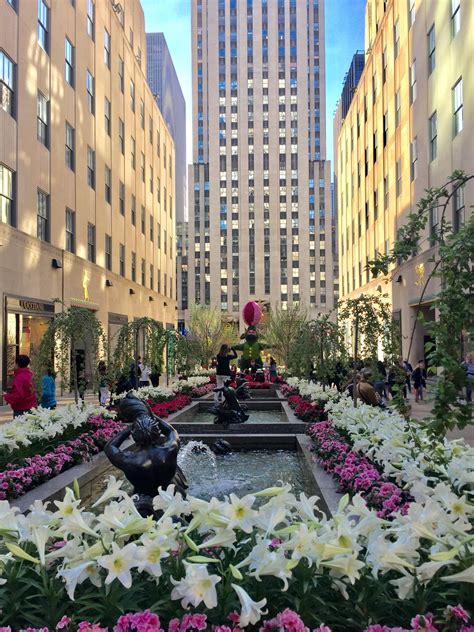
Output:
[146, 32, 187, 322]
[189, 0, 334, 325]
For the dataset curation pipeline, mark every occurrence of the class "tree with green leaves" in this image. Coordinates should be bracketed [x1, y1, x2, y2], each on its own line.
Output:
[32, 305, 107, 403]
[186, 304, 224, 367]
[111, 317, 166, 385]
[367, 171, 473, 435]
[264, 303, 307, 369]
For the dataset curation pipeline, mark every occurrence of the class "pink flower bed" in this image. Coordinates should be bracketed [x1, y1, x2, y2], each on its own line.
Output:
[0, 415, 124, 501]
[278, 384, 297, 398]
[190, 383, 215, 397]
[2, 605, 472, 632]
[287, 395, 327, 423]
[307, 420, 411, 518]
[148, 394, 192, 418]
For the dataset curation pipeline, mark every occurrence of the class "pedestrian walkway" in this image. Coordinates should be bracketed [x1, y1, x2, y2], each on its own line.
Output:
[0, 392, 98, 425]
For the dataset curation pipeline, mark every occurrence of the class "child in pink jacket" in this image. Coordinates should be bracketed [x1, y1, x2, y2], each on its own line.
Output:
[3, 355, 38, 417]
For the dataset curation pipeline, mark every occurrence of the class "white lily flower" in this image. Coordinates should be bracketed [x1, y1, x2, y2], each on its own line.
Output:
[137, 535, 170, 577]
[224, 494, 258, 533]
[57, 561, 101, 600]
[153, 486, 189, 518]
[440, 566, 474, 583]
[321, 554, 365, 584]
[28, 524, 51, 566]
[92, 476, 127, 507]
[170, 562, 221, 609]
[97, 542, 139, 588]
[199, 527, 236, 549]
[293, 492, 323, 523]
[232, 584, 267, 627]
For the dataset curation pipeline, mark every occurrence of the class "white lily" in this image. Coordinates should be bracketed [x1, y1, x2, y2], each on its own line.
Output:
[224, 494, 258, 533]
[198, 527, 236, 550]
[321, 554, 365, 584]
[170, 562, 221, 609]
[137, 535, 170, 577]
[440, 566, 474, 583]
[232, 584, 267, 627]
[92, 476, 128, 507]
[57, 561, 101, 600]
[97, 542, 139, 588]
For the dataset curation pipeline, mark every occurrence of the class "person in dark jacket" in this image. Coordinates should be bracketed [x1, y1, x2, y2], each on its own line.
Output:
[3, 355, 38, 417]
[215, 344, 238, 403]
[412, 360, 427, 403]
[41, 369, 57, 409]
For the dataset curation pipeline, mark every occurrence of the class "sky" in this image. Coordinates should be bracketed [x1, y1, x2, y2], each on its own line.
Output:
[141, 0, 366, 170]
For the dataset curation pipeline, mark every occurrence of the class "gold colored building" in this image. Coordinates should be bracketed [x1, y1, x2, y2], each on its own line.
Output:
[336, 0, 473, 362]
[0, 0, 176, 397]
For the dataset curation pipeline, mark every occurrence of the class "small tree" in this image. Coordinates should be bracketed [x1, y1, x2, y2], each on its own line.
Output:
[264, 304, 307, 369]
[187, 304, 224, 366]
[32, 305, 107, 403]
[368, 171, 474, 435]
[111, 317, 166, 385]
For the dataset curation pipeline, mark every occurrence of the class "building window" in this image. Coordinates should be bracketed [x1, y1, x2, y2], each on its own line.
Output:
[396, 159, 402, 197]
[149, 116, 153, 144]
[395, 89, 401, 127]
[157, 222, 161, 248]
[119, 244, 125, 277]
[131, 195, 136, 225]
[104, 29, 110, 68]
[383, 111, 388, 147]
[130, 79, 135, 112]
[452, 0, 461, 36]
[141, 205, 145, 233]
[429, 112, 437, 161]
[0, 51, 15, 116]
[118, 56, 124, 93]
[150, 214, 154, 241]
[65, 208, 75, 253]
[87, 0, 94, 40]
[384, 175, 389, 210]
[453, 78, 463, 135]
[118, 118, 125, 154]
[141, 259, 145, 286]
[87, 223, 95, 262]
[104, 165, 111, 203]
[38, 0, 49, 52]
[0, 164, 14, 225]
[453, 185, 465, 231]
[65, 122, 74, 170]
[409, 60, 417, 104]
[382, 48, 387, 84]
[394, 18, 400, 58]
[37, 190, 49, 241]
[131, 137, 136, 169]
[140, 99, 144, 128]
[86, 70, 94, 114]
[410, 138, 418, 181]
[104, 97, 111, 135]
[428, 25, 435, 75]
[65, 38, 74, 86]
[141, 153, 145, 182]
[119, 181, 125, 215]
[150, 264, 154, 290]
[37, 92, 48, 147]
[87, 146, 95, 189]
[131, 252, 136, 282]
[105, 234, 112, 270]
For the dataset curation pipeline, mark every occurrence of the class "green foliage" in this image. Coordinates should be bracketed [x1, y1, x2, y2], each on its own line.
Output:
[264, 304, 308, 369]
[32, 305, 106, 402]
[367, 172, 474, 436]
[288, 315, 347, 383]
[185, 304, 224, 367]
[111, 317, 166, 382]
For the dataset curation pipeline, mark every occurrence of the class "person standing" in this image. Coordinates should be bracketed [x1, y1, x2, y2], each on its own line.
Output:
[215, 344, 237, 403]
[139, 362, 152, 388]
[3, 355, 38, 417]
[41, 369, 57, 409]
[461, 352, 474, 403]
[98, 361, 110, 406]
[269, 357, 278, 382]
[412, 360, 427, 403]
[403, 359, 413, 396]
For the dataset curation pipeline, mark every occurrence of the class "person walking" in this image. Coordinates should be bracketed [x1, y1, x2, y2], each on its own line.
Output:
[412, 360, 427, 403]
[138, 362, 152, 388]
[269, 357, 278, 382]
[215, 344, 237, 403]
[3, 355, 38, 417]
[403, 359, 413, 396]
[41, 369, 57, 409]
[461, 352, 474, 403]
[97, 361, 110, 406]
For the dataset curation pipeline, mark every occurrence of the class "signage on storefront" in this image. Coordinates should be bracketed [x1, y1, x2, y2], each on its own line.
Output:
[6, 297, 55, 315]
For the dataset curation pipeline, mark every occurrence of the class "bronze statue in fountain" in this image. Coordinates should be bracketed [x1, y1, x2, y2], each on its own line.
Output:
[104, 394, 188, 516]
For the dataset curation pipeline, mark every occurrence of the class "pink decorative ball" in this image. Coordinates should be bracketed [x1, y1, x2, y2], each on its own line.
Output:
[242, 301, 262, 326]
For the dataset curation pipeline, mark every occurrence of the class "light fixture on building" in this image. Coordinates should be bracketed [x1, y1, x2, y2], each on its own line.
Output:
[129, 289, 135, 295]
[149, 296, 154, 302]
[396, 275, 403, 284]
[106, 280, 113, 287]
[51, 258, 62, 269]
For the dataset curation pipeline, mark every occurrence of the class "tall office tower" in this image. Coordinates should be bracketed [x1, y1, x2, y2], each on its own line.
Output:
[336, 0, 473, 362]
[146, 32, 187, 324]
[189, 0, 334, 325]
[0, 0, 176, 399]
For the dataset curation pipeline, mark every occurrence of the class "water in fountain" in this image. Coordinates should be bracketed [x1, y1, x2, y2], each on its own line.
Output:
[178, 440, 217, 483]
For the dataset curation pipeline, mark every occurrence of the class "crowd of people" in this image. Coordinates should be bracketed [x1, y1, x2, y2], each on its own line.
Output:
[1, 349, 472, 418]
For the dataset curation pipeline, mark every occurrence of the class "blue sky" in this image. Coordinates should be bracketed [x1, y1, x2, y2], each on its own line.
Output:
[141, 0, 365, 169]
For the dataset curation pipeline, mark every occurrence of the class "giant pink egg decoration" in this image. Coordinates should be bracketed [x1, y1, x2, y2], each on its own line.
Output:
[242, 301, 262, 327]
